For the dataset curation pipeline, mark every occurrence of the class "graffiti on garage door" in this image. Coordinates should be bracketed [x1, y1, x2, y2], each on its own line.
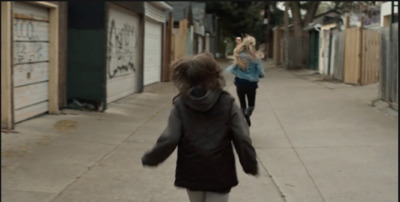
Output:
[107, 19, 137, 79]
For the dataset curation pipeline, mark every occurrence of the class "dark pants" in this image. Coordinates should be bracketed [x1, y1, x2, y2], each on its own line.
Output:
[236, 83, 256, 111]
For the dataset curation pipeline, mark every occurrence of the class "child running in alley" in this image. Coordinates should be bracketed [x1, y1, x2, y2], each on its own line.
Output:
[226, 34, 265, 127]
[141, 52, 259, 202]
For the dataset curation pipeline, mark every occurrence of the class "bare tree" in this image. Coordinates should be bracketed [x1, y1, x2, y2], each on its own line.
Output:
[285, 1, 320, 67]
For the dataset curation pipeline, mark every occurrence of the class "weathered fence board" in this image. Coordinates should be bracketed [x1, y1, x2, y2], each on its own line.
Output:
[344, 26, 381, 85]
[380, 23, 398, 109]
[171, 19, 187, 61]
[186, 25, 192, 56]
[287, 37, 307, 69]
[360, 29, 380, 85]
[391, 24, 398, 109]
[380, 28, 389, 100]
[273, 27, 283, 64]
[280, 38, 285, 65]
[332, 29, 345, 81]
[344, 27, 362, 84]
[319, 29, 330, 75]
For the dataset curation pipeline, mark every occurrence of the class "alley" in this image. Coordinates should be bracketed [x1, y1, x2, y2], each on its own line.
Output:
[1, 60, 398, 202]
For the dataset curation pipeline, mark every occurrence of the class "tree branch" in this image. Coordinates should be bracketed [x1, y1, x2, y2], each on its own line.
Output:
[303, 1, 320, 26]
[289, 2, 304, 37]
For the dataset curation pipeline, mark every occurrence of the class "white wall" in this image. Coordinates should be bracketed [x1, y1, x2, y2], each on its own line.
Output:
[381, 1, 398, 27]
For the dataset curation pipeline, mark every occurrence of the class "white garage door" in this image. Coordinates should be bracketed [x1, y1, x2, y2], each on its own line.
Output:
[143, 19, 162, 86]
[13, 2, 50, 123]
[106, 4, 140, 103]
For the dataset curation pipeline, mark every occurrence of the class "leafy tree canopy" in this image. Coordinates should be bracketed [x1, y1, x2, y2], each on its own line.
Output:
[291, 1, 379, 20]
[206, 1, 267, 43]
[332, 1, 378, 13]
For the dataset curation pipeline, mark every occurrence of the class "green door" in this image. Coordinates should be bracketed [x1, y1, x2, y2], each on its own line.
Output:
[308, 30, 319, 70]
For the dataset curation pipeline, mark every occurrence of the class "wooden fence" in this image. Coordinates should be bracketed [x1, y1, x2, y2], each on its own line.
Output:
[171, 19, 188, 62]
[343, 27, 362, 84]
[360, 29, 380, 85]
[287, 37, 308, 69]
[343, 27, 380, 85]
[280, 37, 286, 65]
[319, 28, 331, 75]
[379, 23, 398, 110]
[273, 27, 283, 64]
[273, 26, 296, 67]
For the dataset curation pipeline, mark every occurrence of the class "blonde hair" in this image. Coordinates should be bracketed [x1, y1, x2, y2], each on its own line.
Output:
[233, 35, 264, 70]
[170, 52, 226, 95]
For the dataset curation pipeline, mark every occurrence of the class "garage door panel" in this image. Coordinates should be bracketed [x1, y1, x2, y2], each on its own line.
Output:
[106, 74, 136, 103]
[13, 19, 50, 41]
[107, 5, 139, 79]
[13, 2, 49, 21]
[14, 62, 49, 87]
[12, 2, 50, 123]
[106, 4, 140, 103]
[14, 82, 48, 110]
[13, 42, 49, 65]
[144, 20, 162, 85]
[14, 102, 48, 123]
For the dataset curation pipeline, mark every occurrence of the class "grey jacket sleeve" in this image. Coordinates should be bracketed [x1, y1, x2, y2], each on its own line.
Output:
[141, 105, 182, 166]
[230, 102, 259, 175]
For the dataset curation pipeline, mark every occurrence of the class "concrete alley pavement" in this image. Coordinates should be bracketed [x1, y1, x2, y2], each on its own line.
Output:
[2, 60, 398, 202]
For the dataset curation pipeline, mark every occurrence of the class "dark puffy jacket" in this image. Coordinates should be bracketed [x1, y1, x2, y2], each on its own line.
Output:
[142, 87, 258, 193]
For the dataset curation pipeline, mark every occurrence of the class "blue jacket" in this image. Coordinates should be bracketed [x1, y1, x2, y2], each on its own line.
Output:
[226, 52, 264, 82]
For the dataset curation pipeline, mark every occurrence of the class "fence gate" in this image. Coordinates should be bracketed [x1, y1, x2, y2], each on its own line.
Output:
[171, 19, 187, 61]
[344, 27, 362, 84]
[360, 29, 380, 85]
[344, 27, 380, 85]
